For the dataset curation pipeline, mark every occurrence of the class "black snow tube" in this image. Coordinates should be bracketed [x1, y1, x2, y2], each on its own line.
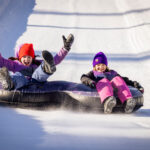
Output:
[0, 81, 144, 112]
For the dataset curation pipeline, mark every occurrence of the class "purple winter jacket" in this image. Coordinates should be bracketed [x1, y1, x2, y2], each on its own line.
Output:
[0, 48, 68, 73]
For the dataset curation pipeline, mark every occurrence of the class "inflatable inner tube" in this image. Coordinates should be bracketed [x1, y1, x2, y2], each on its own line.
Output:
[0, 81, 144, 112]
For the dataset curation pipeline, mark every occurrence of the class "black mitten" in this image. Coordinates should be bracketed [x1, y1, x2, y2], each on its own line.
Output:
[62, 34, 74, 51]
[134, 81, 144, 94]
[139, 87, 144, 94]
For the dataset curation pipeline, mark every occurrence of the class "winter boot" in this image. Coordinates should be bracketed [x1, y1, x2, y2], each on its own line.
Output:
[42, 50, 56, 74]
[124, 98, 136, 113]
[104, 96, 117, 114]
[0, 67, 14, 90]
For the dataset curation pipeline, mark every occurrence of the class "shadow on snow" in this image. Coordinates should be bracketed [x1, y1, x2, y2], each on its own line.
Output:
[0, 0, 35, 57]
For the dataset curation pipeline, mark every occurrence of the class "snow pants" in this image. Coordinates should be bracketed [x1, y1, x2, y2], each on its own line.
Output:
[96, 76, 132, 104]
[10, 62, 51, 89]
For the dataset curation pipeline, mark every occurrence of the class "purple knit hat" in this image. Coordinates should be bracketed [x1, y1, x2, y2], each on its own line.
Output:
[93, 52, 108, 67]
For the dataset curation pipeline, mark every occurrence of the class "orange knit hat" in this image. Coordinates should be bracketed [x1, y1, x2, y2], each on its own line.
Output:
[19, 43, 35, 60]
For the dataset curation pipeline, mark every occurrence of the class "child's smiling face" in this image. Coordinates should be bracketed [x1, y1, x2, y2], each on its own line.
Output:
[95, 63, 107, 72]
[21, 55, 33, 66]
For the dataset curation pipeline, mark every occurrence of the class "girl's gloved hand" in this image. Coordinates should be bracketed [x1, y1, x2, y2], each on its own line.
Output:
[134, 81, 144, 94]
[62, 34, 74, 51]
[139, 87, 144, 94]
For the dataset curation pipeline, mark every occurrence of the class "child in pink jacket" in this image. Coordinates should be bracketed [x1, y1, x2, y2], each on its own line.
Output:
[81, 52, 142, 114]
[0, 34, 74, 90]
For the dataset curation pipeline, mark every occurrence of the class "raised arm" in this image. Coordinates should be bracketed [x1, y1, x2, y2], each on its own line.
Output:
[54, 34, 74, 65]
[53, 48, 68, 65]
[0, 53, 26, 72]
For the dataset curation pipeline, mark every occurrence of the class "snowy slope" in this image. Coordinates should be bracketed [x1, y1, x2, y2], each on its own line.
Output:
[0, 0, 150, 150]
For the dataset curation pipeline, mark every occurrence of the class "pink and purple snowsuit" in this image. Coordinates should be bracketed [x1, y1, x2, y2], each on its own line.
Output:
[81, 70, 133, 104]
[0, 48, 68, 89]
[94, 70, 132, 104]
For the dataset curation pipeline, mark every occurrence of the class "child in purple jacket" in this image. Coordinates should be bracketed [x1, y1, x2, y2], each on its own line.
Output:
[81, 52, 144, 114]
[0, 34, 74, 90]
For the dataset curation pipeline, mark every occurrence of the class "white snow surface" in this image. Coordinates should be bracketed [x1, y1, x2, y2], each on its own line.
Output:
[0, 0, 150, 149]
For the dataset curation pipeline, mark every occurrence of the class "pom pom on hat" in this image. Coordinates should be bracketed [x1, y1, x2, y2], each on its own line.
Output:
[93, 52, 108, 67]
[19, 43, 35, 60]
